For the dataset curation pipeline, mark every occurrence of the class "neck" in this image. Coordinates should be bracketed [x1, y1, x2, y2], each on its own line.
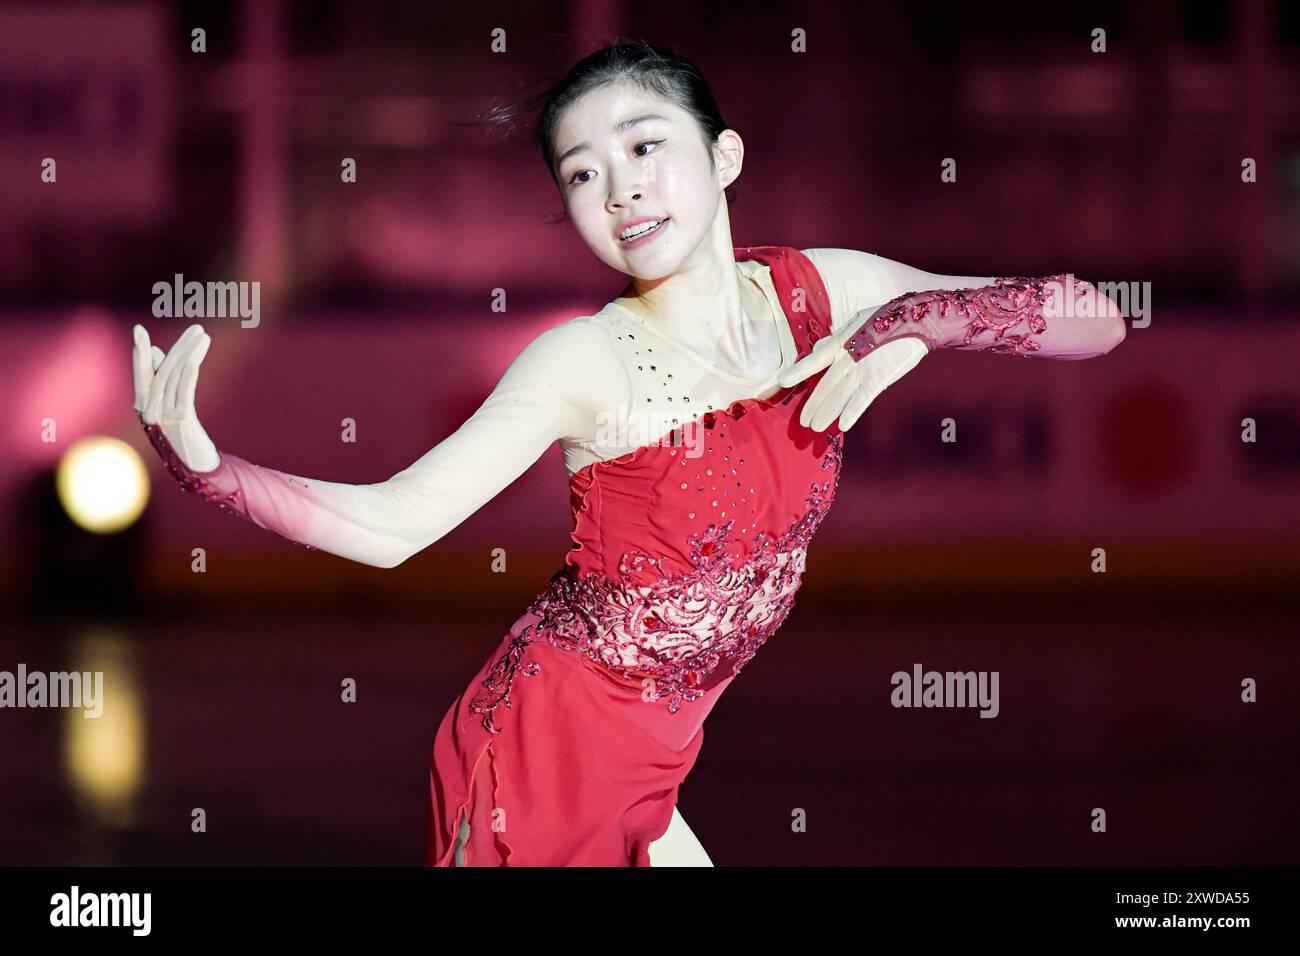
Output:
[613, 212, 768, 362]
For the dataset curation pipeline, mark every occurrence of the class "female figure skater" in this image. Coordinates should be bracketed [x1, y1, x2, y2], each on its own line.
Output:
[130, 41, 1126, 866]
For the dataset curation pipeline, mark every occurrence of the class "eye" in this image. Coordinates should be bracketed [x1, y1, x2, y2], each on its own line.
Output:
[565, 140, 664, 187]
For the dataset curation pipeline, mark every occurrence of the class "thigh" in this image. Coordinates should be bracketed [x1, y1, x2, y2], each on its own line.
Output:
[647, 805, 714, 867]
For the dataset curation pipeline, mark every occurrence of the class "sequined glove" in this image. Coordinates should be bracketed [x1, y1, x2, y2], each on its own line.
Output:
[840, 274, 1125, 361]
[778, 275, 1127, 432]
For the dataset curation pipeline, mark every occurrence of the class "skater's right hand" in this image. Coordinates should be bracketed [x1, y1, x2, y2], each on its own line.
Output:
[132, 323, 221, 473]
[778, 330, 928, 433]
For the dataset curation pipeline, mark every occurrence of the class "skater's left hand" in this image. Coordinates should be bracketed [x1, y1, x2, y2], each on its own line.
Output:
[777, 326, 928, 432]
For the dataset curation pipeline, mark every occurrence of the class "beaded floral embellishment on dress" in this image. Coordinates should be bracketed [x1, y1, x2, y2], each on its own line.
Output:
[468, 432, 843, 734]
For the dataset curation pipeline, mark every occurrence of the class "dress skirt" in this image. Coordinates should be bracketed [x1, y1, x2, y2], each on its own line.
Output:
[425, 605, 711, 866]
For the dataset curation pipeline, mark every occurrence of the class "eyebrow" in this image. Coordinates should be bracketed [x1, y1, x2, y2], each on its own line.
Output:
[554, 113, 670, 169]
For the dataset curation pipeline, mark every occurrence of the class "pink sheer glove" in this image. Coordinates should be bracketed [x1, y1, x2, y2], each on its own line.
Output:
[778, 274, 1127, 432]
[132, 322, 318, 547]
[137, 419, 317, 549]
[842, 274, 1126, 361]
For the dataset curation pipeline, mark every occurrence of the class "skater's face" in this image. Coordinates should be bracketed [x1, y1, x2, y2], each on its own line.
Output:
[551, 83, 737, 279]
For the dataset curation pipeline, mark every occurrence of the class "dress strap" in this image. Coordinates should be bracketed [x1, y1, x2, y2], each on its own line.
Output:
[733, 245, 834, 360]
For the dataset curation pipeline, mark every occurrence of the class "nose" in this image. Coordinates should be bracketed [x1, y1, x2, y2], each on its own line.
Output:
[606, 175, 645, 212]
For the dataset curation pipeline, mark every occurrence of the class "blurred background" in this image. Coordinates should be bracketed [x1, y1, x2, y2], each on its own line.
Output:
[1, 0, 1297, 866]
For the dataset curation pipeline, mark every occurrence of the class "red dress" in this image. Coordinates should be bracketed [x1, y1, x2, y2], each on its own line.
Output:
[425, 246, 845, 866]
[134, 243, 1124, 867]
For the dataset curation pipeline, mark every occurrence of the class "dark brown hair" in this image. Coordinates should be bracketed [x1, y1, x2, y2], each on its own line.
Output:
[470, 40, 738, 207]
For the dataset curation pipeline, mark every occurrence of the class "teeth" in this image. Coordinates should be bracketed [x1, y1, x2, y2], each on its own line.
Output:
[620, 219, 663, 241]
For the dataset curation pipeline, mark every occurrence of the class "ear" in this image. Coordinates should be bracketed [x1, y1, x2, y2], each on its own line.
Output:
[712, 128, 744, 188]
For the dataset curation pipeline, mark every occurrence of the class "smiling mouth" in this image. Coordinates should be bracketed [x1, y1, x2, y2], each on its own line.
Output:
[618, 218, 668, 243]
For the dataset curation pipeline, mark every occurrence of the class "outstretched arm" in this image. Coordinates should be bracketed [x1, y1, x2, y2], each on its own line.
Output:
[133, 319, 620, 569]
[779, 249, 1129, 432]
[802, 247, 1128, 360]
